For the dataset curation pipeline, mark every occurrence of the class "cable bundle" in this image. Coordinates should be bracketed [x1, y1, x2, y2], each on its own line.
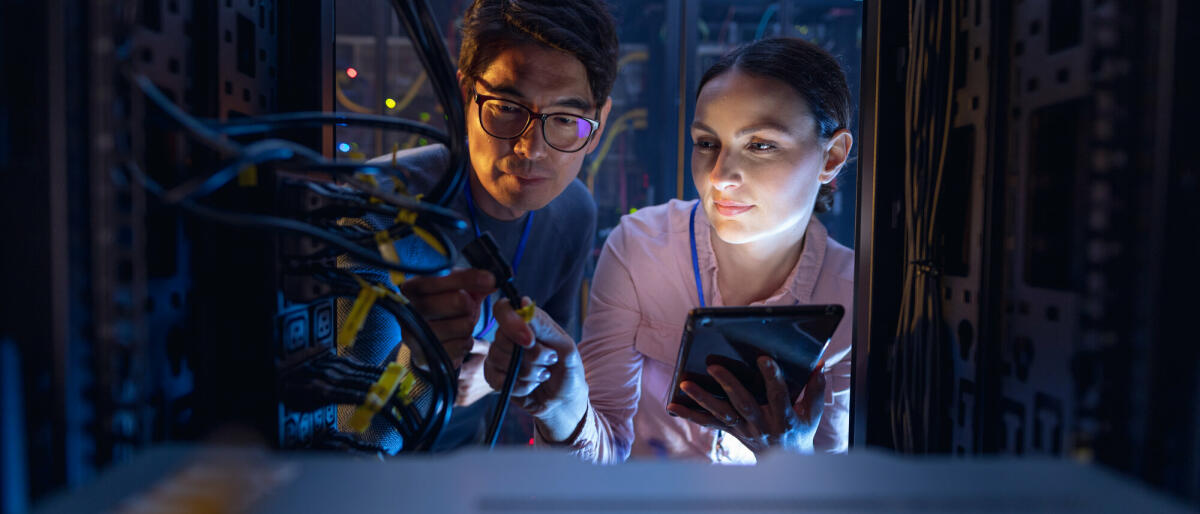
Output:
[119, 0, 469, 453]
[889, 0, 959, 453]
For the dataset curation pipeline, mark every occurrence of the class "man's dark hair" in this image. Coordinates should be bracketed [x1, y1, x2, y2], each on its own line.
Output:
[458, 0, 619, 108]
[698, 37, 852, 213]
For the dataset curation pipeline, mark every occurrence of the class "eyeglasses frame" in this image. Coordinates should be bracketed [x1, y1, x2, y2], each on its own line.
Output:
[472, 91, 601, 153]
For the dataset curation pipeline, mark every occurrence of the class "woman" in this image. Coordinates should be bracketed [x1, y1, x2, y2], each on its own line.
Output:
[484, 37, 854, 464]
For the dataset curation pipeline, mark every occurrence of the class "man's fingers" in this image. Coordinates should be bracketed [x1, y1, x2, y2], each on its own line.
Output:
[407, 290, 475, 321]
[440, 337, 473, 367]
[425, 314, 479, 343]
[401, 268, 495, 296]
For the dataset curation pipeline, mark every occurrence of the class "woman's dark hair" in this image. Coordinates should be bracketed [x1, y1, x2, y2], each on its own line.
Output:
[458, 0, 619, 109]
[697, 37, 851, 213]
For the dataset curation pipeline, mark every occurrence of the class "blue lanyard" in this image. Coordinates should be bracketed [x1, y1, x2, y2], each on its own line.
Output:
[689, 201, 706, 308]
[464, 181, 535, 338]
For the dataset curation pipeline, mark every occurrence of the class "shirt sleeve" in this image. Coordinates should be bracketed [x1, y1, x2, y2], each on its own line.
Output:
[539, 195, 597, 341]
[808, 358, 850, 453]
[552, 222, 645, 464]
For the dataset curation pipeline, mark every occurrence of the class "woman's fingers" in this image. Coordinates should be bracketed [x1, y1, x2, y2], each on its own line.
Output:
[666, 402, 725, 430]
[679, 380, 740, 428]
[707, 365, 764, 439]
[758, 356, 791, 435]
[796, 362, 827, 425]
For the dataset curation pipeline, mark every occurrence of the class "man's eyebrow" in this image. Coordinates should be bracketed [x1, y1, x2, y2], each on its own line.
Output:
[476, 80, 593, 112]
[549, 96, 592, 111]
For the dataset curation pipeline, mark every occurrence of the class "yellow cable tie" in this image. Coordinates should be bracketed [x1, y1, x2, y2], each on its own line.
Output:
[412, 226, 447, 257]
[394, 209, 418, 226]
[349, 363, 409, 433]
[357, 173, 383, 204]
[337, 283, 381, 348]
[237, 164, 258, 187]
[516, 302, 537, 323]
[373, 230, 408, 287]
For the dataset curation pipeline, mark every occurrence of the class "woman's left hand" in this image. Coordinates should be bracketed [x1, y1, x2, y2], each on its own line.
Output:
[667, 356, 826, 455]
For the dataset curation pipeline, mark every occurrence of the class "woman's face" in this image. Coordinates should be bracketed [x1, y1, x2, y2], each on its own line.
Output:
[690, 69, 846, 246]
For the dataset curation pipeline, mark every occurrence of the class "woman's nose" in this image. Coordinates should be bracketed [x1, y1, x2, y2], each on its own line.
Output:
[709, 151, 742, 190]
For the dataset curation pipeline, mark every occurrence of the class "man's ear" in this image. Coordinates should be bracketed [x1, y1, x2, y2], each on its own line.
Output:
[819, 129, 853, 184]
[457, 70, 472, 105]
[584, 96, 614, 155]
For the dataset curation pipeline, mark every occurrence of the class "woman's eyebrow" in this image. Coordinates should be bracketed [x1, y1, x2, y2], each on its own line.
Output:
[735, 122, 792, 138]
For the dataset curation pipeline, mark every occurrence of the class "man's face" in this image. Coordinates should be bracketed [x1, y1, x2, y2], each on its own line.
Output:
[461, 43, 610, 218]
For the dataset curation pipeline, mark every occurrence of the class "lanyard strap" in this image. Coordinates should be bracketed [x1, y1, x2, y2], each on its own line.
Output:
[689, 201, 706, 308]
[465, 180, 535, 338]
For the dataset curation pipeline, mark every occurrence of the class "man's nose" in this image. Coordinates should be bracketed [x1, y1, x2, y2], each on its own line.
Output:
[513, 117, 549, 161]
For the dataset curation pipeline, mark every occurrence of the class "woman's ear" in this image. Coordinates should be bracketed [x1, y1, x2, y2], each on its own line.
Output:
[819, 129, 853, 184]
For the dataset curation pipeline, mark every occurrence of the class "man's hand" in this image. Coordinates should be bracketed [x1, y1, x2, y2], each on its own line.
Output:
[455, 339, 494, 407]
[400, 269, 495, 367]
[484, 298, 589, 443]
[667, 357, 826, 455]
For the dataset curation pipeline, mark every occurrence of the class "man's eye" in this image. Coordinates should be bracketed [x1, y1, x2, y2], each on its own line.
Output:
[551, 115, 576, 126]
[497, 104, 520, 113]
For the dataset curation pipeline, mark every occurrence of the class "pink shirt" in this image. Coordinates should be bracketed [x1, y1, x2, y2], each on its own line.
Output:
[557, 199, 854, 464]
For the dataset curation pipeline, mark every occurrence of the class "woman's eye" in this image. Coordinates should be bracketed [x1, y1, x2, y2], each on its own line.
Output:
[693, 140, 718, 152]
[748, 141, 776, 152]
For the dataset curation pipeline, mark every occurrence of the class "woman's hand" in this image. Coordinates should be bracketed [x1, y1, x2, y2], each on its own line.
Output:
[484, 298, 590, 443]
[667, 356, 826, 455]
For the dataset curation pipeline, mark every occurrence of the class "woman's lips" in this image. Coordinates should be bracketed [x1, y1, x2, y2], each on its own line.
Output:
[714, 200, 754, 216]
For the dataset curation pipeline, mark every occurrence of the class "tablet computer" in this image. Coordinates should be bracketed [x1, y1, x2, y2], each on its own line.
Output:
[667, 305, 844, 411]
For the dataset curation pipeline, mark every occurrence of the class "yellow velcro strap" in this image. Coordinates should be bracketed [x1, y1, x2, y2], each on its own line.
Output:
[337, 284, 381, 349]
[349, 363, 408, 433]
[357, 173, 383, 204]
[237, 164, 258, 186]
[516, 302, 536, 323]
[393, 209, 447, 257]
[412, 226, 447, 257]
[373, 230, 407, 287]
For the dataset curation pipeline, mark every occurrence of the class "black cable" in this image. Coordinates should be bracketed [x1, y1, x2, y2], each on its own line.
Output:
[376, 296, 456, 451]
[134, 75, 241, 156]
[126, 162, 459, 275]
[388, 0, 468, 207]
[207, 112, 450, 144]
[162, 139, 325, 204]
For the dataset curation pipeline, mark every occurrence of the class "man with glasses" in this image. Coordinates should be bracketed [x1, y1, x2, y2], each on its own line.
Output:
[344, 0, 617, 451]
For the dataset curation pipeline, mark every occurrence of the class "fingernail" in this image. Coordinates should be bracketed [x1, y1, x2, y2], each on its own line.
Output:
[477, 272, 494, 287]
[764, 358, 776, 370]
[538, 369, 551, 381]
[545, 352, 558, 365]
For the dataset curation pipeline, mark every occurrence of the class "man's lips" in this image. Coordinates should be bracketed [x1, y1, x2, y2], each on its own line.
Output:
[713, 199, 754, 216]
[499, 169, 549, 185]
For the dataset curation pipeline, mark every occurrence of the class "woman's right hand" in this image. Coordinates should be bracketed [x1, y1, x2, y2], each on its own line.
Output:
[484, 298, 590, 443]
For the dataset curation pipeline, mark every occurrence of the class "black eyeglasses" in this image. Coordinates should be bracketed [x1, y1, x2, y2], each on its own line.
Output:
[473, 92, 600, 153]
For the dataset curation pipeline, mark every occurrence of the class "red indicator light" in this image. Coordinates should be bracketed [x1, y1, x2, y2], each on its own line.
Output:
[346, 67, 358, 79]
